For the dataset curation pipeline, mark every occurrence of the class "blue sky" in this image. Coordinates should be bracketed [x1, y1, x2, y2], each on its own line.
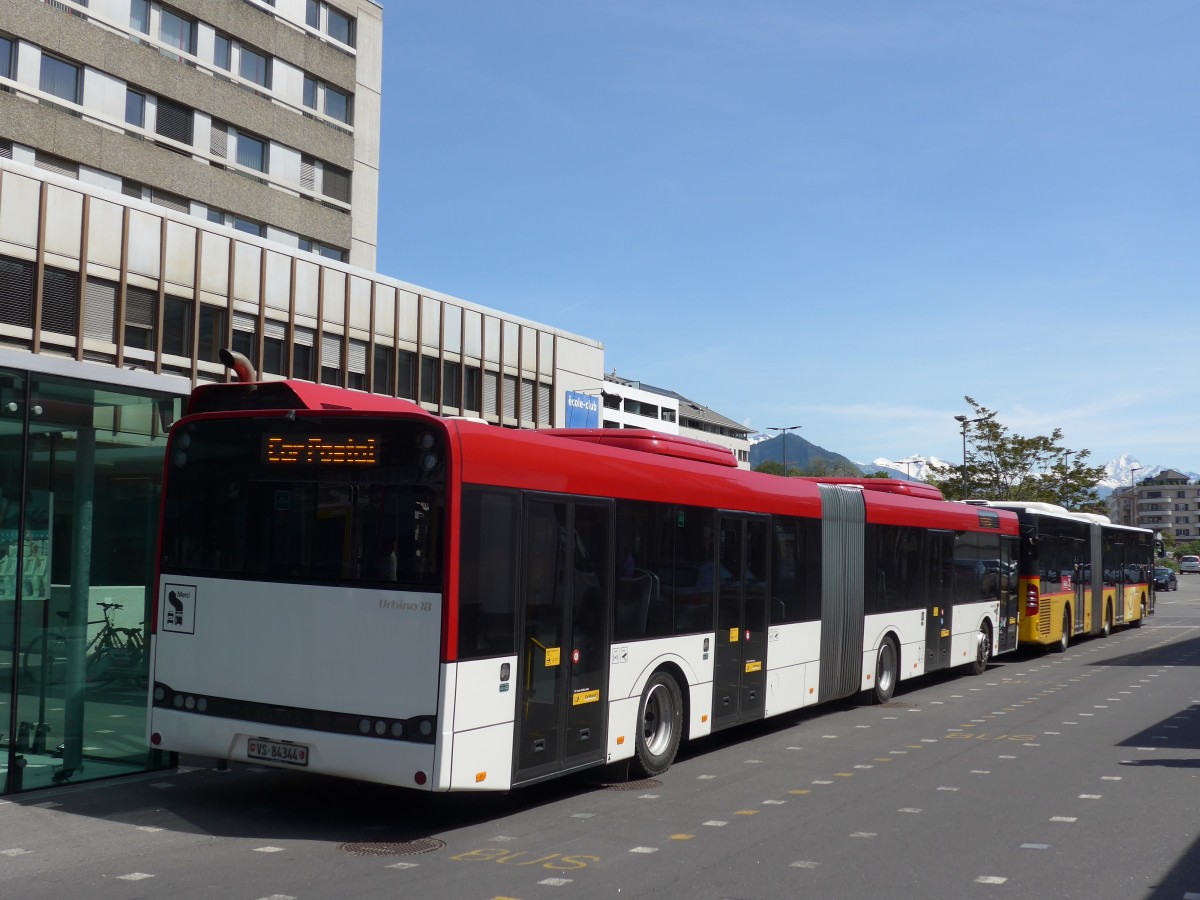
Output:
[375, 1, 1199, 472]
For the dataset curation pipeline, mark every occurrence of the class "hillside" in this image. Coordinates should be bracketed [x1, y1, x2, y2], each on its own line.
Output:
[749, 432, 862, 474]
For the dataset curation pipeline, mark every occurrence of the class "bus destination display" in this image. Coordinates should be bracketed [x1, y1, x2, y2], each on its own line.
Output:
[263, 434, 379, 466]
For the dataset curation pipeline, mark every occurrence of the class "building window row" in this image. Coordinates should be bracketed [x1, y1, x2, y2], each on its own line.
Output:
[18, 40, 357, 207]
[3, 35, 357, 209]
[34, 0, 356, 131]
[135, 0, 356, 117]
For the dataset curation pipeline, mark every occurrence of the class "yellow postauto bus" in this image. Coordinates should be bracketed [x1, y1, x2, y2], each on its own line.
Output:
[971, 502, 1153, 651]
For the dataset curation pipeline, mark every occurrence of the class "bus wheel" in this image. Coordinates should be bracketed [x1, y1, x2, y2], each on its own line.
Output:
[1053, 613, 1070, 653]
[1133, 598, 1146, 627]
[633, 671, 683, 778]
[873, 637, 898, 704]
[1100, 604, 1112, 638]
[970, 623, 991, 676]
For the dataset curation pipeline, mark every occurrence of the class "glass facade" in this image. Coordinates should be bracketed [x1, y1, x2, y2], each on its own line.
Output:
[1, 365, 183, 794]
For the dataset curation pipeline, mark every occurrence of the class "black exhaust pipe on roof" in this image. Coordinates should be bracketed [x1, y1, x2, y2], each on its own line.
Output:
[218, 348, 257, 384]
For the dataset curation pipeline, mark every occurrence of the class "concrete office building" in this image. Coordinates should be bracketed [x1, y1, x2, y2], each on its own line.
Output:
[0, 0, 606, 795]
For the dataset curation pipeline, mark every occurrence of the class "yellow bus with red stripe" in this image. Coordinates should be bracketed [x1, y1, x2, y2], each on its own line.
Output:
[970, 502, 1153, 651]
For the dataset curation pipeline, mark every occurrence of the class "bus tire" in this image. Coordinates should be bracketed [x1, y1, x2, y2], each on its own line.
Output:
[633, 671, 683, 778]
[1100, 603, 1112, 638]
[872, 636, 898, 704]
[1053, 612, 1070, 653]
[970, 623, 992, 676]
[1133, 598, 1146, 627]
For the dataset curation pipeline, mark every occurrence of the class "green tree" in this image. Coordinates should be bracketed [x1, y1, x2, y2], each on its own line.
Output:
[800, 456, 861, 478]
[927, 396, 1107, 510]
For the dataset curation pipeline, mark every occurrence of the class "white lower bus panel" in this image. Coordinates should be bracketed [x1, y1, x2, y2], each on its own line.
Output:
[861, 610, 928, 690]
[605, 634, 712, 763]
[443, 657, 518, 791]
[764, 621, 821, 717]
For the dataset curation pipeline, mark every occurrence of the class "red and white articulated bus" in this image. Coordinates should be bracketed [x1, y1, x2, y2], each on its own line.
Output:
[149, 377, 1021, 791]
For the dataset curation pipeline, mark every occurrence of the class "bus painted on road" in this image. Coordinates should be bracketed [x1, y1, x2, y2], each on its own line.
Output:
[970, 502, 1154, 651]
[149, 377, 1020, 791]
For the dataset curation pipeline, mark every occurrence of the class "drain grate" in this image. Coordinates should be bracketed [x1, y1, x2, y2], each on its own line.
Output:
[338, 838, 445, 857]
[602, 778, 663, 791]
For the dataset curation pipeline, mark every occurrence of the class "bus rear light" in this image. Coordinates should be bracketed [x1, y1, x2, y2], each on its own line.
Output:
[1025, 584, 1039, 617]
[414, 771, 427, 786]
[151, 732, 162, 746]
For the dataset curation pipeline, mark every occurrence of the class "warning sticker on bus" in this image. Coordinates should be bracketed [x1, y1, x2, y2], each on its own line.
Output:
[247, 737, 309, 767]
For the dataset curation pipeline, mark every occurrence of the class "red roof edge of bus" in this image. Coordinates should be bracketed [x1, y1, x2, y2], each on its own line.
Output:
[540, 428, 739, 468]
[804, 477, 947, 501]
[186, 380, 430, 416]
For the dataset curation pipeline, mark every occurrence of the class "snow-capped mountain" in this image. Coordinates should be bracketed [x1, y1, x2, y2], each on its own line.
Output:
[858, 455, 954, 482]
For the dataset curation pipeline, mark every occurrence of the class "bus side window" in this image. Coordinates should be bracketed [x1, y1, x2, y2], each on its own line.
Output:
[458, 487, 519, 659]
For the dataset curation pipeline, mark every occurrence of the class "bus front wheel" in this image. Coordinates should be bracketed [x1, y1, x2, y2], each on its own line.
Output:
[1054, 612, 1070, 652]
[1100, 603, 1112, 638]
[633, 671, 683, 778]
[970, 623, 991, 676]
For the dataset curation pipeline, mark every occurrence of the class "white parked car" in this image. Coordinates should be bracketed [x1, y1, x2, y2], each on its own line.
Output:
[1180, 555, 1200, 574]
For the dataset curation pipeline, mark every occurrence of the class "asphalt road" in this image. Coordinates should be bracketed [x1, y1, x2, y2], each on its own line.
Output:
[5, 582, 1200, 900]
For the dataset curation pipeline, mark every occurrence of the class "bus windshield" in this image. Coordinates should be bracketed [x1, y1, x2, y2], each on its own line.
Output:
[160, 416, 445, 588]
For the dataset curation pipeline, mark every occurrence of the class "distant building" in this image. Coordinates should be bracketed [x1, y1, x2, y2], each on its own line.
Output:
[1107, 469, 1200, 541]
[601, 373, 751, 468]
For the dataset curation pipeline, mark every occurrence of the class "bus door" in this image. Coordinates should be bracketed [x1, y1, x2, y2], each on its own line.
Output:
[997, 535, 1020, 652]
[514, 497, 611, 784]
[926, 531, 954, 671]
[712, 514, 770, 730]
[1073, 539, 1087, 635]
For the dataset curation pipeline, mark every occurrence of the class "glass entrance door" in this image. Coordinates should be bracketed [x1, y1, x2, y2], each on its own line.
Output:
[3, 369, 180, 794]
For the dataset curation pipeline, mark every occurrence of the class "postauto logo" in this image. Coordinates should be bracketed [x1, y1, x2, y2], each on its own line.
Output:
[565, 391, 600, 428]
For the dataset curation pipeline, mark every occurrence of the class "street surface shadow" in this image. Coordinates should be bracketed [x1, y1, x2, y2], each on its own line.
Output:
[4, 761, 601, 844]
[1088, 632, 1200, 668]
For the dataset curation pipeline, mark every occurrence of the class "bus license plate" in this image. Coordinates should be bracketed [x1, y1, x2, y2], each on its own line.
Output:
[247, 738, 309, 767]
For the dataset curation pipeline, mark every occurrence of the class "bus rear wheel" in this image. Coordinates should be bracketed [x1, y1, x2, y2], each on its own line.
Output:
[872, 637, 898, 704]
[633, 671, 683, 778]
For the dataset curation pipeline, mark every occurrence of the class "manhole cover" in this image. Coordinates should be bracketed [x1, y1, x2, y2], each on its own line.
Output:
[602, 778, 663, 791]
[338, 838, 445, 857]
